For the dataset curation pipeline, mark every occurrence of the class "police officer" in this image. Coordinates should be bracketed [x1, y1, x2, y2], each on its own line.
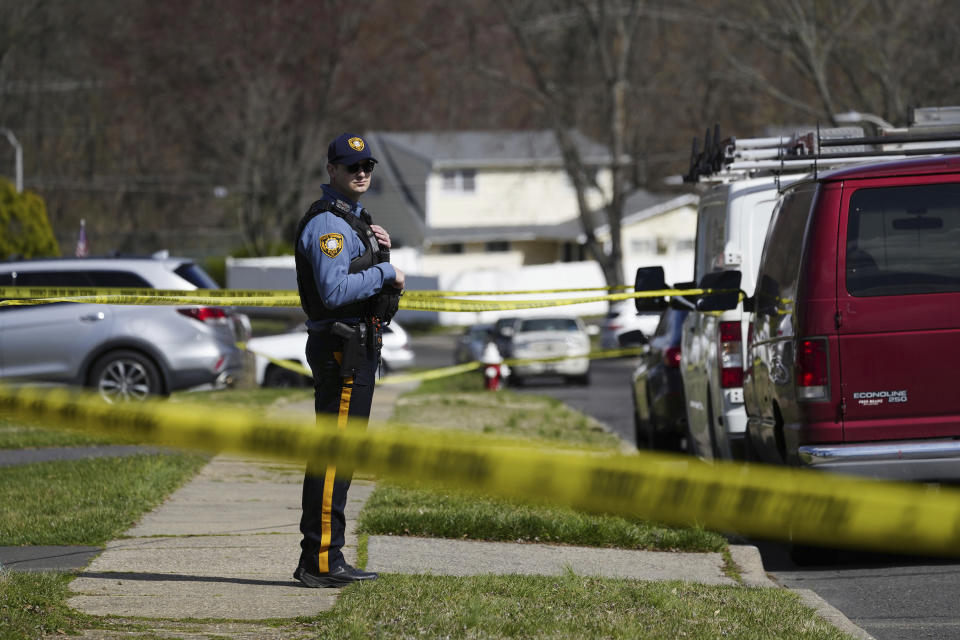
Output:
[293, 133, 404, 588]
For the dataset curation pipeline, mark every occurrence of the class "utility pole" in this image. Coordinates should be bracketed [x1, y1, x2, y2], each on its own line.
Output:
[0, 127, 23, 192]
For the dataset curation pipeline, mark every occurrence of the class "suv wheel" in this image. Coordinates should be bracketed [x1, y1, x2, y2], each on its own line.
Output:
[90, 350, 161, 403]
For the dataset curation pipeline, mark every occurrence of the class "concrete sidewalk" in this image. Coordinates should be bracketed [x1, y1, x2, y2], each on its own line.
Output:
[66, 454, 774, 619]
[60, 382, 873, 639]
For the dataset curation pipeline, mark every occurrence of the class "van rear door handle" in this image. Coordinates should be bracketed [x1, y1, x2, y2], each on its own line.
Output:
[80, 312, 105, 322]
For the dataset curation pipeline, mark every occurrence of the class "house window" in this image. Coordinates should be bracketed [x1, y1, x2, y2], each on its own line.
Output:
[438, 243, 465, 254]
[562, 242, 586, 262]
[442, 171, 457, 190]
[442, 169, 476, 192]
[461, 169, 475, 191]
[485, 240, 509, 252]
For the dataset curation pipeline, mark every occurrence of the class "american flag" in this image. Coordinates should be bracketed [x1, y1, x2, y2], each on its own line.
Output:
[75, 219, 89, 257]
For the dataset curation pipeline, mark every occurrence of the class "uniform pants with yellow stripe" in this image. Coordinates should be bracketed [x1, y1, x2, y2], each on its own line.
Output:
[299, 329, 378, 574]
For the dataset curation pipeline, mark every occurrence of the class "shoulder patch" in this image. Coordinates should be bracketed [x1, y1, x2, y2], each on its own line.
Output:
[319, 232, 344, 258]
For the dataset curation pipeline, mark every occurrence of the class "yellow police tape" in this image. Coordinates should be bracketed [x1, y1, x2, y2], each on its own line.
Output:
[0, 285, 632, 300]
[238, 341, 646, 386]
[0, 288, 705, 313]
[400, 285, 634, 297]
[3, 382, 960, 556]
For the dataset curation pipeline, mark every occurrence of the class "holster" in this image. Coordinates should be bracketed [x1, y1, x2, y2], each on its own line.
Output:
[330, 321, 367, 378]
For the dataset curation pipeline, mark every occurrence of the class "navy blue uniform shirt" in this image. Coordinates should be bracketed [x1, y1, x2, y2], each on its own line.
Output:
[300, 184, 396, 330]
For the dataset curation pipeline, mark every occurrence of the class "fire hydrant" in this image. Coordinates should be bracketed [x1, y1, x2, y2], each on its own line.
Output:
[480, 341, 507, 391]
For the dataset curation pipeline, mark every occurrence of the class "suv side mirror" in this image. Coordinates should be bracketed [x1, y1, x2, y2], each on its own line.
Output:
[669, 280, 697, 310]
[696, 270, 742, 312]
[633, 266, 668, 312]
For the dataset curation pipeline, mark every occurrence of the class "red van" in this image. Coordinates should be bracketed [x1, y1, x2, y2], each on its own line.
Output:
[732, 155, 960, 480]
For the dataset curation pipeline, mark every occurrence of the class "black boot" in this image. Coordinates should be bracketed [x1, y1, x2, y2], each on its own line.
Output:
[294, 561, 378, 588]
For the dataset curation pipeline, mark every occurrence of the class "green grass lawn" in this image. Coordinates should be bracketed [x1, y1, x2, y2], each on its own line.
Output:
[360, 484, 723, 552]
[305, 573, 851, 640]
[0, 386, 308, 547]
[0, 414, 135, 449]
[0, 453, 208, 546]
[0, 572, 91, 640]
[360, 372, 727, 553]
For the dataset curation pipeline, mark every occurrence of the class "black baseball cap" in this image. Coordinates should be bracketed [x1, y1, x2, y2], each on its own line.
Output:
[327, 133, 378, 166]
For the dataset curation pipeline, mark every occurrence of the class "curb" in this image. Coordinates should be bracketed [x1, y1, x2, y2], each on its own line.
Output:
[791, 588, 877, 640]
[728, 544, 777, 587]
[731, 545, 876, 640]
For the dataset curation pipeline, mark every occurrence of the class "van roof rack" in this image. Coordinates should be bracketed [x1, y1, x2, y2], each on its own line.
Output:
[685, 110, 960, 184]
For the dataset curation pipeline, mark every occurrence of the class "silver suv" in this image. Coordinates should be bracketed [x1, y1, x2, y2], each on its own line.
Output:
[0, 256, 249, 402]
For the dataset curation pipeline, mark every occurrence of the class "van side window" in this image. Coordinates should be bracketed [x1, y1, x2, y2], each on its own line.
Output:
[694, 203, 725, 283]
[846, 183, 960, 296]
[755, 186, 817, 317]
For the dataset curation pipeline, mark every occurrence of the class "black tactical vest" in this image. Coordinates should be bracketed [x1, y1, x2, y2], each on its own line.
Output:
[295, 198, 399, 322]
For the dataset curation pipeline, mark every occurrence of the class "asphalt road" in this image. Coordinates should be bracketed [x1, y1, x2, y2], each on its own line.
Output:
[410, 332, 640, 445]
[408, 331, 960, 640]
[753, 542, 960, 640]
[508, 356, 639, 446]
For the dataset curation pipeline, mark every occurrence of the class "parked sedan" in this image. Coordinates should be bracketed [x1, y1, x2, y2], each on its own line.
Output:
[508, 316, 591, 386]
[246, 321, 415, 387]
[631, 308, 689, 451]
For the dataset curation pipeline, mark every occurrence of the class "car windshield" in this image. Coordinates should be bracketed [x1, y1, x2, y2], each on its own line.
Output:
[174, 262, 220, 289]
[518, 318, 579, 333]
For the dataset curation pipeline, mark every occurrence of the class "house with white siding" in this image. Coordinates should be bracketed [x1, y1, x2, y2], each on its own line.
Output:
[360, 130, 614, 276]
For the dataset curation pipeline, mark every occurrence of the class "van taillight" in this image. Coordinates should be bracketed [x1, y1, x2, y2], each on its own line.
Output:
[796, 338, 829, 401]
[177, 307, 228, 323]
[664, 346, 681, 368]
[718, 321, 743, 388]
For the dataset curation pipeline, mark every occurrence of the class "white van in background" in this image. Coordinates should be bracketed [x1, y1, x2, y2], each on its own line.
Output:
[680, 174, 805, 459]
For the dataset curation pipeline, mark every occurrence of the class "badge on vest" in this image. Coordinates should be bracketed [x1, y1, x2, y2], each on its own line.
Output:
[319, 233, 344, 258]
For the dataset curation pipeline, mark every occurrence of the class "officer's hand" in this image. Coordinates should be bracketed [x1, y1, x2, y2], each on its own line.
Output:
[371, 225, 391, 249]
[392, 266, 406, 290]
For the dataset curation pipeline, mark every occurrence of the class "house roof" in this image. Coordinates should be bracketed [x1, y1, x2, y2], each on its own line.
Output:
[621, 192, 698, 226]
[374, 130, 614, 169]
[591, 191, 698, 238]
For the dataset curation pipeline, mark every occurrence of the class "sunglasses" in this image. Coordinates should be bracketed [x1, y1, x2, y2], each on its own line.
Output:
[344, 160, 376, 174]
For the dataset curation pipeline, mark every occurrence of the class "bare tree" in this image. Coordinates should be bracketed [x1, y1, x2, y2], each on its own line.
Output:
[469, 0, 670, 290]
[110, 0, 370, 255]
[704, 0, 960, 126]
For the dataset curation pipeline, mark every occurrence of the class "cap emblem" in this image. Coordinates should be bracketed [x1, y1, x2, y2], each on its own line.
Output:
[348, 137, 365, 152]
